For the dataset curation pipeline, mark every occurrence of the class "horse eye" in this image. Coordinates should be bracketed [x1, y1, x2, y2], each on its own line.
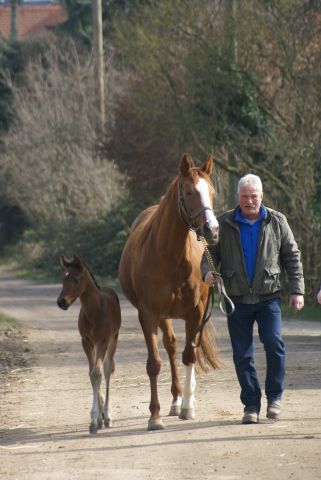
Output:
[186, 191, 192, 196]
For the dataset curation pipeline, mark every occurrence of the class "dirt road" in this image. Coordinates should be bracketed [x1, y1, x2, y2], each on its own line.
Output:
[0, 266, 320, 480]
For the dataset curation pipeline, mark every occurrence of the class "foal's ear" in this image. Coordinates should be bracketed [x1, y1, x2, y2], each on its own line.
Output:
[60, 255, 71, 269]
[180, 153, 193, 177]
[73, 255, 84, 271]
[201, 155, 213, 176]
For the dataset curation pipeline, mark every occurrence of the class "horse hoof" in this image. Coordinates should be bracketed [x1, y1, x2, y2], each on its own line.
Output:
[148, 418, 165, 431]
[168, 404, 181, 416]
[104, 418, 112, 428]
[97, 418, 103, 429]
[179, 408, 195, 420]
[89, 424, 98, 435]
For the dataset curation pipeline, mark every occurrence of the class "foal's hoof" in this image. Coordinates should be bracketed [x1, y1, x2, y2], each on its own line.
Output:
[89, 423, 98, 435]
[97, 418, 103, 430]
[179, 408, 195, 420]
[148, 418, 165, 431]
[168, 404, 181, 416]
[104, 418, 112, 428]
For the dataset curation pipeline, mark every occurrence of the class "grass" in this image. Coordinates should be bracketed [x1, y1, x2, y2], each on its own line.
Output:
[212, 297, 320, 322]
[0, 258, 122, 292]
[282, 304, 321, 322]
[0, 312, 21, 332]
[0, 259, 59, 283]
[0, 258, 319, 320]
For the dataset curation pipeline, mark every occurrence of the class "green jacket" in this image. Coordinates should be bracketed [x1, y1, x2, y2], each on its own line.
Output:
[201, 207, 305, 304]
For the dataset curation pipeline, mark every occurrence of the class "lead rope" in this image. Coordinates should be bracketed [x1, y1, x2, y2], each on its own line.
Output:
[191, 236, 235, 348]
[200, 236, 235, 316]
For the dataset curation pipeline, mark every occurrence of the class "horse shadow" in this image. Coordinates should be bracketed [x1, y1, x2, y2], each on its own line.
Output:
[1, 414, 320, 454]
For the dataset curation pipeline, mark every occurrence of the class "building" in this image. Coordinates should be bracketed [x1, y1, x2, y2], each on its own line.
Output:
[0, 0, 67, 40]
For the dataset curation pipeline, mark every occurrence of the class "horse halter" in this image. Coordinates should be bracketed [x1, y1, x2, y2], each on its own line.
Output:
[177, 177, 235, 342]
[177, 177, 215, 237]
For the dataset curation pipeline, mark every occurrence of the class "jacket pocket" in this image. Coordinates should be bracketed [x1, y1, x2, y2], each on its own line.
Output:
[222, 270, 248, 297]
[263, 266, 282, 293]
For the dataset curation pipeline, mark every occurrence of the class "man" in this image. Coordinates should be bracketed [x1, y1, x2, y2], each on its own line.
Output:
[317, 285, 321, 304]
[202, 174, 304, 424]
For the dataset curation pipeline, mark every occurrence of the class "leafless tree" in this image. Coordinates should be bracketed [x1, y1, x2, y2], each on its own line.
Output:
[0, 42, 126, 227]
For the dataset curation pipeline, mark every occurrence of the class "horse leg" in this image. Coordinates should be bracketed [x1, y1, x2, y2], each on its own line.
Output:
[88, 340, 108, 434]
[81, 337, 99, 433]
[102, 332, 118, 428]
[180, 306, 204, 420]
[159, 318, 182, 416]
[138, 309, 164, 431]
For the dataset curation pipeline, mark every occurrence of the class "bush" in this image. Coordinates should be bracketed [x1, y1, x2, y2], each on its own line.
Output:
[1, 42, 125, 227]
[3, 196, 147, 281]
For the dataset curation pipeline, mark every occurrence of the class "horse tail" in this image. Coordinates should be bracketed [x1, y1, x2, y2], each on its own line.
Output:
[195, 320, 222, 372]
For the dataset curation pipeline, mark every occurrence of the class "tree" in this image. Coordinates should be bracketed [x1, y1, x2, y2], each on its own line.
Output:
[0, 43, 125, 227]
[105, 0, 321, 296]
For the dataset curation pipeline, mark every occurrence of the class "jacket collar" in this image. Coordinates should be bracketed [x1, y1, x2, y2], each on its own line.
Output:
[235, 205, 267, 224]
[225, 205, 271, 228]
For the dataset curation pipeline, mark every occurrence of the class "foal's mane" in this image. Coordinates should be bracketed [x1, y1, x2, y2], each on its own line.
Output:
[83, 263, 101, 290]
[84, 264, 101, 290]
[70, 260, 101, 290]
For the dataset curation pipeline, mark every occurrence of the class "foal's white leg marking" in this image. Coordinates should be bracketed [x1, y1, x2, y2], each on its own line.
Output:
[179, 364, 196, 420]
[89, 362, 103, 434]
[195, 178, 219, 231]
[103, 356, 112, 427]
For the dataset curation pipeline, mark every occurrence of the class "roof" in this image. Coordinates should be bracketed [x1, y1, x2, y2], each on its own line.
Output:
[0, 3, 67, 40]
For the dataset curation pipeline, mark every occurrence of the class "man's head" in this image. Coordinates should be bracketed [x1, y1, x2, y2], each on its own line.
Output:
[238, 174, 263, 220]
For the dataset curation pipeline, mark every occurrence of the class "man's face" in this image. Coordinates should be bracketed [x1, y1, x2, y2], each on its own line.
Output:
[238, 187, 263, 220]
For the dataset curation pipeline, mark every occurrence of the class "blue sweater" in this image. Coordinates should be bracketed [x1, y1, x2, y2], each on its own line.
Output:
[235, 205, 267, 284]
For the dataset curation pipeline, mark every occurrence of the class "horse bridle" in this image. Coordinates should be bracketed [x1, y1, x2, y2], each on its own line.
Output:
[177, 177, 215, 236]
[177, 177, 235, 345]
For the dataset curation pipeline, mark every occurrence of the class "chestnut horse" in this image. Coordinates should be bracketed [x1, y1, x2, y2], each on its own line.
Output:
[57, 255, 121, 434]
[119, 153, 221, 430]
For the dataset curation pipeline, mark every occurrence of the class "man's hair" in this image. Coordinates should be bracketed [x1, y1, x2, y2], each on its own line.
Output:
[238, 174, 263, 194]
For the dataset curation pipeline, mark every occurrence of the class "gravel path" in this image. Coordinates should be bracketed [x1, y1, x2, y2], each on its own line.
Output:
[0, 267, 320, 480]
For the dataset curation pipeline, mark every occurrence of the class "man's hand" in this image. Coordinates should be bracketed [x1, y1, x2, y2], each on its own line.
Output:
[317, 290, 321, 305]
[204, 271, 215, 286]
[288, 294, 304, 312]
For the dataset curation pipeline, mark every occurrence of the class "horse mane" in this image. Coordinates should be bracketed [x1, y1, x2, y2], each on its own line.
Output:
[156, 175, 179, 217]
[155, 167, 210, 224]
[83, 263, 101, 290]
[71, 260, 101, 290]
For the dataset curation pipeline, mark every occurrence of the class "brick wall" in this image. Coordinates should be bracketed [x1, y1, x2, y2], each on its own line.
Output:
[0, 4, 67, 40]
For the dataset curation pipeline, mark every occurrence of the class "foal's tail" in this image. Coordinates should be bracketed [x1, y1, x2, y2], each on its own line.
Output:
[196, 320, 222, 372]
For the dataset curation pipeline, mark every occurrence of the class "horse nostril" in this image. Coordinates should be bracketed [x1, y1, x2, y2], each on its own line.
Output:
[204, 222, 211, 235]
[57, 298, 69, 310]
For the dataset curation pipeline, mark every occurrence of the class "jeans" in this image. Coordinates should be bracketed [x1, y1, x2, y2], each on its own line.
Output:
[227, 298, 285, 412]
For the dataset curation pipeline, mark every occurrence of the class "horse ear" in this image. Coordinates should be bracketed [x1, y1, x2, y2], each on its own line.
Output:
[60, 255, 71, 268]
[73, 255, 84, 271]
[180, 153, 193, 177]
[201, 155, 213, 175]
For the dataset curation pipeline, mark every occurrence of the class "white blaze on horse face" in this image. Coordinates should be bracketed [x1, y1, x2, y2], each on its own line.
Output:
[195, 178, 219, 232]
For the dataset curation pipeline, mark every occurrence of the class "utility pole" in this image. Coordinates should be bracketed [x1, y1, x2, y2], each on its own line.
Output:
[10, 0, 18, 41]
[224, 0, 238, 208]
[92, 0, 106, 131]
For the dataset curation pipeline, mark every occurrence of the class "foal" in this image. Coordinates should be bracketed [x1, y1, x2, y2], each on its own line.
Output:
[57, 255, 121, 434]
